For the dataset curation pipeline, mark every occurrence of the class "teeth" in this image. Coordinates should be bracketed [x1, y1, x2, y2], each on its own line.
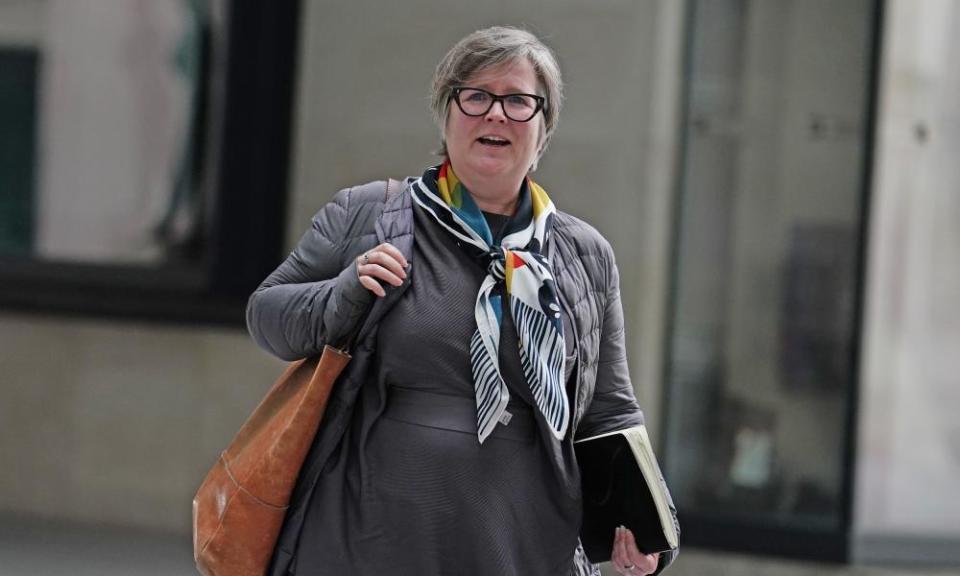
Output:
[479, 136, 509, 144]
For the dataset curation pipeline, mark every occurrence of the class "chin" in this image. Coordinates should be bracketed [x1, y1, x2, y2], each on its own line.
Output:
[466, 155, 518, 178]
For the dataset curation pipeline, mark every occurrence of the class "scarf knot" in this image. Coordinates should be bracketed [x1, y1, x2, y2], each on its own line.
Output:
[486, 247, 507, 281]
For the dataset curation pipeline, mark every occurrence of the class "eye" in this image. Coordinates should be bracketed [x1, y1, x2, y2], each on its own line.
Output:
[464, 90, 490, 103]
[506, 94, 535, 109]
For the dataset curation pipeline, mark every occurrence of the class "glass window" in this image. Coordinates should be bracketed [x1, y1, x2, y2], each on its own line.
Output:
[0, 0, 213, 266]
[664, 0, 874, 540]
[0, 1, 299, 324]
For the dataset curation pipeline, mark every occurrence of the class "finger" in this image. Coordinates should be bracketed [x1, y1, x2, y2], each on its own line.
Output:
[358, 275, 386, 298]
[639, 555, 658, 574]
[610, 527, 624, 571]
[363, 250, 407, 280]
[360, 264, 403, 287]
[375, 242, 408, 269]
[623, 528, 652, 574]
[618, 528, 638, 575]
[622, 528, 657, 573]
[617, 526, 632, 570]
[646, 553, 661, 573]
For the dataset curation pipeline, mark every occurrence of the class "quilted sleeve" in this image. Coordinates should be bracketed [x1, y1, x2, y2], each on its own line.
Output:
[576, 244, 645, 438]
[245, 187, 377, 360]
[577, 241, 679, 574]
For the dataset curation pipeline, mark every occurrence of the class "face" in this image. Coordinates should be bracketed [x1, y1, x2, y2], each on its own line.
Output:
[444, 58, 545, 191]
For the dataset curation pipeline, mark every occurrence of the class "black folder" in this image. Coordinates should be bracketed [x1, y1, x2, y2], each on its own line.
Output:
[574, 425, 678, 563]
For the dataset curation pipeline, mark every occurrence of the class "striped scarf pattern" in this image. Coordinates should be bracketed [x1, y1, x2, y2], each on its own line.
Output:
[410, 162, 569, 443]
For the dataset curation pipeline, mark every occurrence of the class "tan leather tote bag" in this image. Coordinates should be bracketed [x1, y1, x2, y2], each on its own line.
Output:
[192, 179, 399, 576]
[193, 345, 351, 576]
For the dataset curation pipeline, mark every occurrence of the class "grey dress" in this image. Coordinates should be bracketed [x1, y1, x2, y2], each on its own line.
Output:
[292, 201, 582, 575]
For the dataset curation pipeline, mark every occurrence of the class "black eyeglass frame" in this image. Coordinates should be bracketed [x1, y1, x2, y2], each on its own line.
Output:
[449, 86, 547, 123]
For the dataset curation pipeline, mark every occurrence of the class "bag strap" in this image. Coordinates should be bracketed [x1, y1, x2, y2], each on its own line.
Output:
[337, 178, 403, 352]
[386, 178, 402, 199]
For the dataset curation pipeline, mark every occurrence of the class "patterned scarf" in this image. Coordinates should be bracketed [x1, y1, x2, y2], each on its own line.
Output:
[410, 162, 569, 443]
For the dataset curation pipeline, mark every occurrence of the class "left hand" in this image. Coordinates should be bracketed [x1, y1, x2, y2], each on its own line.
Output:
[355, 242, 408, 298]
[611, 526, 659, 575]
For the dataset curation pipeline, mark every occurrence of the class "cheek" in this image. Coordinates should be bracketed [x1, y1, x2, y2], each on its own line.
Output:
[521, 123, 543, 152]
[445, 115, 473, 150]
[443, 111, 459, 147]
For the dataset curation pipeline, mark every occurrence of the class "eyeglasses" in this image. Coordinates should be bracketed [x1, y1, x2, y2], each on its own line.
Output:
[449, 87, 547, 123]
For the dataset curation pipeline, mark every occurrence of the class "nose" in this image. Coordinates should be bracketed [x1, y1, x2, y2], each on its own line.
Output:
[484, 99, 508, 123]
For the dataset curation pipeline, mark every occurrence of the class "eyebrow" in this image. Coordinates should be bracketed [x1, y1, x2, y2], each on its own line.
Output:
[469, 83, 540, 95]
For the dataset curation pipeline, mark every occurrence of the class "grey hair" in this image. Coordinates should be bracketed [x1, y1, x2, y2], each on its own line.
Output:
[430, 26, 563, 171]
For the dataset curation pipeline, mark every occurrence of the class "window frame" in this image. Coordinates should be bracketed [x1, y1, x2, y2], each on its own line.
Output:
[0, 0, 301, 327]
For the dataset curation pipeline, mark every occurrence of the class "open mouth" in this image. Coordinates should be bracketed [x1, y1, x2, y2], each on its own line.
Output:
[477, 136, 511, 147]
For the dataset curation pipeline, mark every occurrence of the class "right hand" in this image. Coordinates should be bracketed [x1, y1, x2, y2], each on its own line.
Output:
[356, 242, 408, 298]
[612, 526, 659, 575]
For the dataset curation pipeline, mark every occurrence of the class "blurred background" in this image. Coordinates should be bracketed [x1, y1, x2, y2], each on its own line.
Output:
[0, 0, 958, 574]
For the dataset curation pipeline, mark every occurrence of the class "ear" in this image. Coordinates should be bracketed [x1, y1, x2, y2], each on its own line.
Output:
[531, 128, 547, 172]
[529, 150, 542, 173]
[536, 116, 547, 151]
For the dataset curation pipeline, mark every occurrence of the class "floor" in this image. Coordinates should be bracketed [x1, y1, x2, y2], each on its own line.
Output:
[1, 516, 958, 576]
[661, 551, 960, 576]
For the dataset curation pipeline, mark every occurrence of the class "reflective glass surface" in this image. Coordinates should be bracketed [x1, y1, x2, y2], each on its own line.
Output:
[0, 0, 219, 267]
[664, 0, 873, 531]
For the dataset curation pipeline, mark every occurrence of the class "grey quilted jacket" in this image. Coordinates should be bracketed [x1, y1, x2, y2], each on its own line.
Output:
[246, 179, 678, 575]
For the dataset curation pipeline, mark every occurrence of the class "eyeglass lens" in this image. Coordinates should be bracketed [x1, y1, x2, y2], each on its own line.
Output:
[455, 88, 541, 122]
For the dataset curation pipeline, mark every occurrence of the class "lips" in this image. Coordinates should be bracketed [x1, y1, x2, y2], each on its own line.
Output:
[477, 135, 511, 147]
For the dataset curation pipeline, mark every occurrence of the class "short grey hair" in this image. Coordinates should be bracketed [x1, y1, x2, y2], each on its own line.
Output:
[430, 26, 564, 169]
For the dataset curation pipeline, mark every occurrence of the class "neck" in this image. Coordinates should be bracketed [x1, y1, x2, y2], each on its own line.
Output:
[456, 172, 522, 216]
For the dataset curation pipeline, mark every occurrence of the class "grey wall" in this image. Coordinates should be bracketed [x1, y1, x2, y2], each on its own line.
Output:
[853, 0, 960, 563]
[0, 0, 44, 46]
[0, 313, 286, 533]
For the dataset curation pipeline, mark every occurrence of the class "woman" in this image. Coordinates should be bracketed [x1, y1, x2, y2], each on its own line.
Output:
[247, 26, 678, 576]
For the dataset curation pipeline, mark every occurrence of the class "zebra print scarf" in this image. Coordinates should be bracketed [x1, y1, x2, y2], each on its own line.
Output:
[410, 162, 569, 443]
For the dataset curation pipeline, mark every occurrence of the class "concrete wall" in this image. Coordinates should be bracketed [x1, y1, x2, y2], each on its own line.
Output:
[0, 0, 683, 537]
[853, 0, 960, 563]
[0, 0, 45, 46]
[0, 312, 286, 533]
